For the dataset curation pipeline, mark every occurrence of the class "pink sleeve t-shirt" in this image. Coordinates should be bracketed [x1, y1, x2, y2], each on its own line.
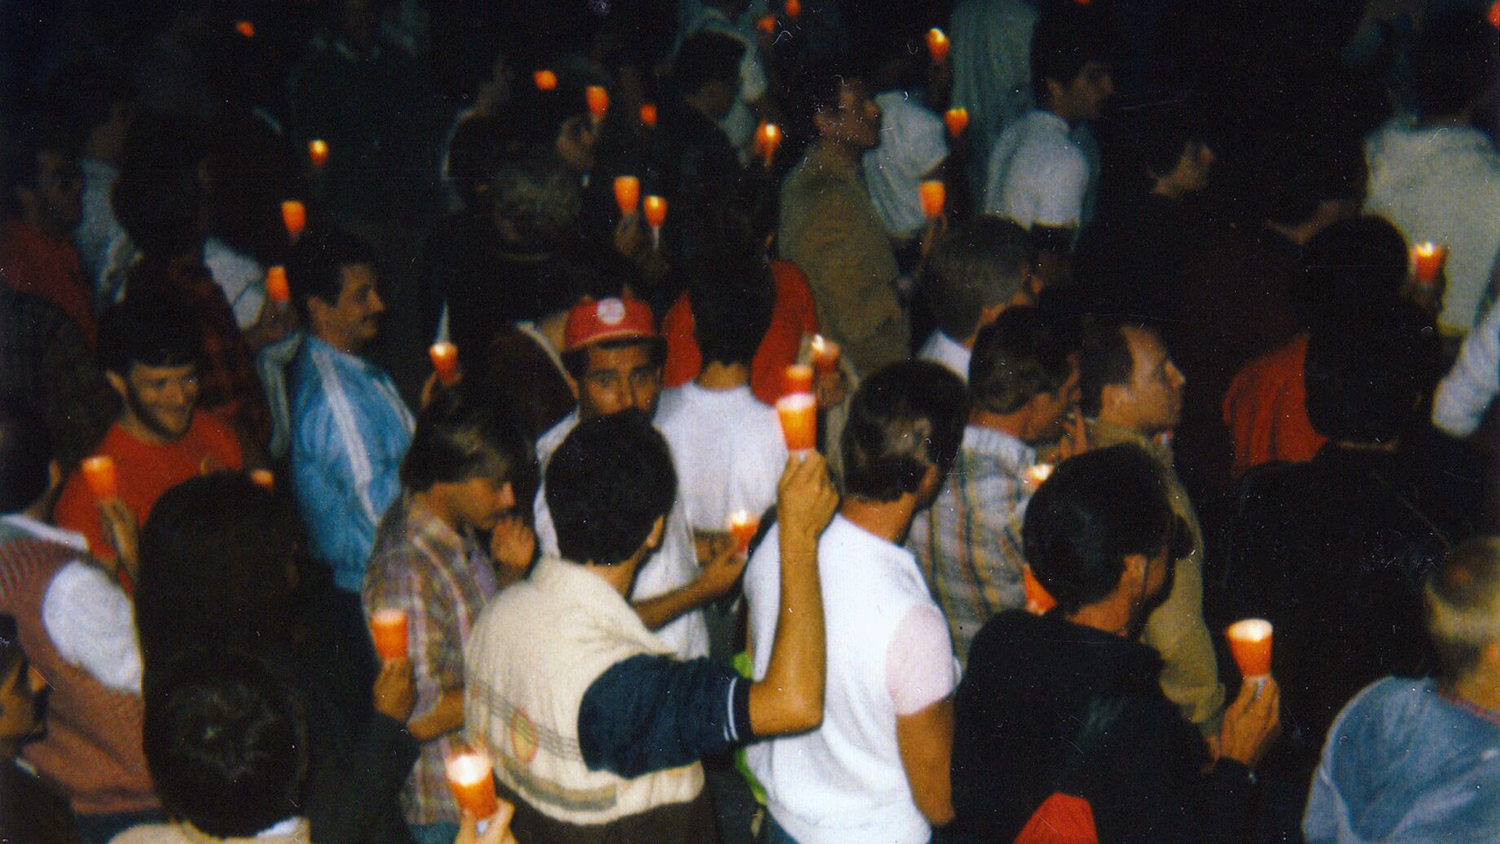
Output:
[886, 603, 960, 715]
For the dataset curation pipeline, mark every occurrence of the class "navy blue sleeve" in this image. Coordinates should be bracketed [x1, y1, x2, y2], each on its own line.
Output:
[577, 654, 754, 778]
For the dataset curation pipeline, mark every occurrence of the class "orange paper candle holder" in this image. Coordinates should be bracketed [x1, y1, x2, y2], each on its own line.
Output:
[265, 265, 290, 306]
[926, 28, 950, 64]
[810, 334, 840, 374]
[234, 19, 255, 38]
[533, 69, 558, 91]
[643, 195, 668, 228]
[586, 85, 610, 121]
[639, 103, 658, 127]
[944, 107, 969, 138]
[308, 139, 329, 168]
[249, 469, 275, 491]
[369, 609, 409, 660]
[429, 342, 459, 387]
[1226, 618, 1273, 679]
[281, 200, 306, 240]
[919, 179, 947, 220]
[82, 455, 119, 500]
[1411, 242, 1448, 285]
[613, 175, 640, 217]
[755, 122, 783, 168]
[1022, 566, 1057, 615]
[1025, 462, 1055, 490]
[757, 13, 777, 33]
[784, 364, 814, 395]
[784, 0, 801, 19]
[776, 393, 818, 454]
[728, 509, 761, 555]
[1490, 0, 1500, 29]
[445, 750, 500, 820]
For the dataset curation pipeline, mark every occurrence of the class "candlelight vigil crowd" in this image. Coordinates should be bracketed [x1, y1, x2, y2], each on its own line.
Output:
[8, 0, 1500, 842]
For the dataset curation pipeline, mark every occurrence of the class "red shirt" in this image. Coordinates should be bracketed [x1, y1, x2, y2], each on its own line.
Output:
[1222, 334, 1327, 478]
[52, 413, 243, 561]
[661, 259, 821, 405]
[0, 218, 96, 346]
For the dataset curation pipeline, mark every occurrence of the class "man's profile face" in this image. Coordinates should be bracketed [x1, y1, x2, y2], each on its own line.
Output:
[32, 150, 84, 233]
[555, 115, 597, 175]
[578, 343, 661, 420]
[1062, 61, 1114, 122]
[322, 264, 384, 349]
[1028, 361, 1081, 444]
[119, 361, 200, 441]
[450, 476, 517, 533]
[819, 80, 882, 151]
[1114, 326, 1184, 434]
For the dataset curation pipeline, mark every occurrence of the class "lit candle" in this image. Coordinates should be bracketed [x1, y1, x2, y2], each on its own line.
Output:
[308, 139, 329, 168]
[1025, 462, 1054, 490]
[919, 179, 946, 220]
[1411, 242, 1448, 285]
[234, 19, 255, 38]
[776, 393, 818, 455]
[1491, 0, 1500, 28]
[429, 342, 459, 387]
[926, 28, 950, 64]
[1226, 618, 1273, 681]
[944, 107, 969, 138]
[586, 85, 610, 122]
[81, 455, 118, 500]
[533, 69, 558, 91]
[755, 122, 783, 169]
[281, 200, 306, 240]
[639, 103, 658, 127]
[613, 175, 640, 218]
[757, 13, 777, 33]
[265, 265, 290, 307]
[784, 0, 801, 20]
[249, 469, 275, 492]
[369, 609, 409, 661]
[809, 334, 840, 375]
[728, 509, 761, 555]
[643, 195, 667, 249]
[1022, 566, 1057, 615]
[446, 751, 500, 819]
[784, 364, 814, 395]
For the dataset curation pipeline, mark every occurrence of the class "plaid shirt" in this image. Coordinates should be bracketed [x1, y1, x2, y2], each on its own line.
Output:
[363, 496, 499, 826]
[907, 425, 1036, 666]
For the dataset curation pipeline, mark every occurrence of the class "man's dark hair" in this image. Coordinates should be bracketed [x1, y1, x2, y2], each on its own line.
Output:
[112, 113, 210, 259]
[1415, 10, 1497, 119]
[787, 62, 855, 148]
[560, 337, 668, 382]
[144, 648, 308, 839]
[489, 143, 582, 253]
[0, 408, 52, 514]
[448, 115, 506, 212]
[674, 31, 745, 97]
[922, 217, 1033, 341]
[1077, 319, 1140, 417]
[1030, 2, 1117, 105]
[494, 85, 590, 154]
[401, 383, 538, 495]
[1425, 537, 1500, 681]
[689, 210, 775, 368]
[545, 410, 677, 566]
[1262, 138, 1366, 227]
[842, 361, 969, 502]
[136, 473, 301, 669]
[1022, 444, 1179, 615]
[3, 118, 72, 216]
[285, 227, 377, 320]
[1305, 313, 1420, 445]
[970, 308, 1075, 415]
[1296, 215, 1408, 332]
[97, 300, 201, 377]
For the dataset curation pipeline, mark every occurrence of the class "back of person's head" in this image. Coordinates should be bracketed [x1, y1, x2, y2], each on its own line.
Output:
[1022, 444, 1180, 615]
[674, 30, 745, 97]
[545, 410, 677, 566]
[1425, 537, 1500, 682]
[1128, 100, 1206, 181]
[922, 216, 1033, 342]
[1415, 9, 1497, 119]
[1077, 318, 1138, 417]
[285, 226, 377, 319]
[1030, 1, 1117, 104]
[97, 299, 201, 377]
[448, 115, 506, 212]
[401, 383, 537, 494]
[136, 474, 300, 668]
[1297, 215, 1408, 331]
[490, 142, 582, 252]
[204, 111, 300, 260]
[42, 58, 135, 151]
[788, 61, 854, 149]
[1262, 137, 1366, 227]
[970, 308, 1075, 415]
[144, 648, 308, 839]
[0, 408, 52, 514]
[113, 113, 210, 258]
[1305, 312, 1420, 444]
[688, 210, 775, 369]
[842, 361, 969, 502]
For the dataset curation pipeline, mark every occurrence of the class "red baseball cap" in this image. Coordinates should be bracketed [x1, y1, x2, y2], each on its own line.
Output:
[563, 296, 657, 352]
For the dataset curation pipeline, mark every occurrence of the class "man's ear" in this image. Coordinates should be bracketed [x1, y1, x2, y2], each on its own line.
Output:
[105, 370, 128, 400]
[1481, 640, 1500, 674]
[646, 515, 666, 550]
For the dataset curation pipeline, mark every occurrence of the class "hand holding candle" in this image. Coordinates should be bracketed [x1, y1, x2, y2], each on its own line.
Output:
[776, 393, 818, 455]
[809, 334, 840, 374]
[728, 509, 761, 556]
[1411, 242, 1448, 285]
[919, 180, 946, 220]
[944, 107, 969, 138]
[643, 195, 667, 249]
[265, 265, 290, 307]
[445, 748, 499, 820]
[429, 342, 459, 387]
[1226, 618, 1273, 682]
[756, 122, 783, 169]
[926, 28, 950, 64]
[82, 455, 118, 500]
[613, 175, 640, 218]
[370, 609, 409, 661]
[281, 200, 306, 240]
[308, 139, 329, 168]
[1025, 462, 1054, 491]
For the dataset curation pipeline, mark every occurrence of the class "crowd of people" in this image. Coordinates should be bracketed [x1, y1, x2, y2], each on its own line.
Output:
[3, 0, 1500, 841]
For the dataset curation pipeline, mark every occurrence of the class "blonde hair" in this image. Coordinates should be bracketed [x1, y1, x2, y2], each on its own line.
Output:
[1425, 537, 1500, 679]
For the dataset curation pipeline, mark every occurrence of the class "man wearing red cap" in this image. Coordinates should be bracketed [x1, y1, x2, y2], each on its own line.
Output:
[530, 297, 742, 659]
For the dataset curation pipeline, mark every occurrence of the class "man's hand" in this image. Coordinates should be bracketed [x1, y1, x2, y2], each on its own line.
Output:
[372, 657, 417, 724]
[1218, 677, 1281, 770]
[455, 803, 518, 844]
[776, 452, 839, 548]
[243, 299, 297, 350]
[97, 498, 139, 582]
[490, 516, 536, 574]
[815, 369, 847, 410]
[613, 211, 646, 263]
[693, 541, 748, 601]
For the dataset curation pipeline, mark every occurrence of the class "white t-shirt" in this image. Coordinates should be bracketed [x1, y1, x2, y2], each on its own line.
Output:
[656, 382, 788, 532]
[982, 109, 1088, 229]
[917, 331, 971, 382]
[862, 91, 950, 240]
[203, 237, 267, 330]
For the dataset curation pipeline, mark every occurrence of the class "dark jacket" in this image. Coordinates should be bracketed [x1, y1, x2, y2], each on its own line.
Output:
[952, 610, 1254, 844]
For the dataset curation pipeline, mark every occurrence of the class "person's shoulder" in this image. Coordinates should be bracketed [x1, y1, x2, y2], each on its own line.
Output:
[107, 823, 187, 844]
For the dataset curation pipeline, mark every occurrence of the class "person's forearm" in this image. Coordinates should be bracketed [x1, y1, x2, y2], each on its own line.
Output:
[633, 582, 707, 631]
[408, 688, 465, 743]
[749, 531, 824, 734]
